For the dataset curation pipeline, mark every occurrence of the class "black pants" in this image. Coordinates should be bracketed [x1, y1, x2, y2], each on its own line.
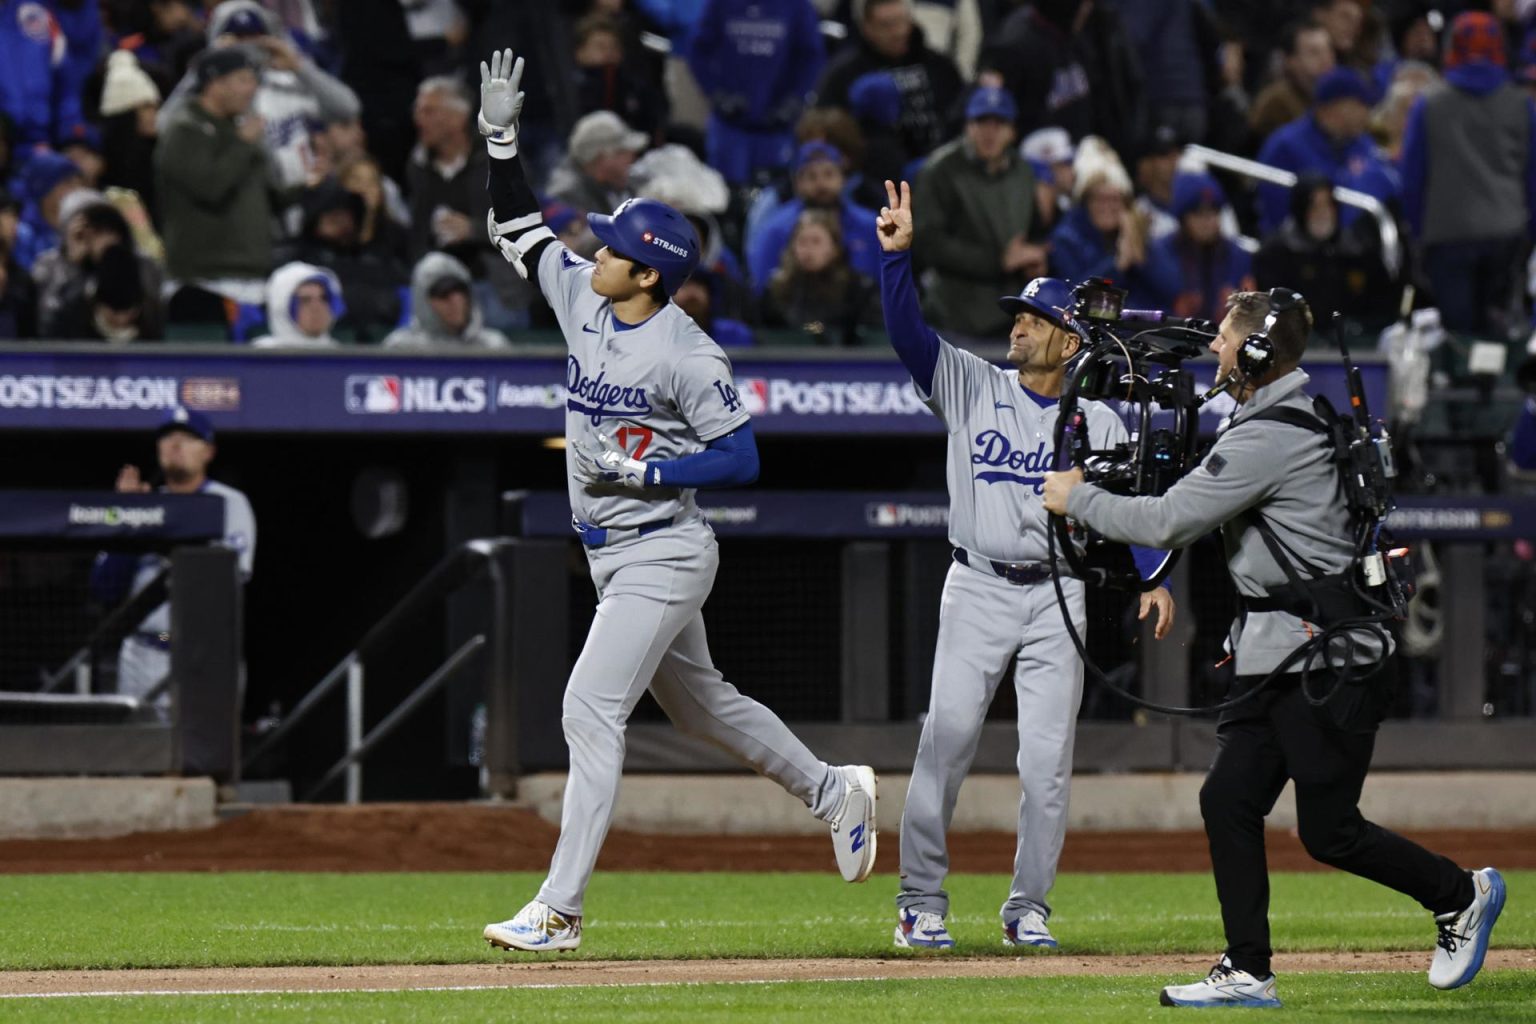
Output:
[1201, 660, 1474, 977]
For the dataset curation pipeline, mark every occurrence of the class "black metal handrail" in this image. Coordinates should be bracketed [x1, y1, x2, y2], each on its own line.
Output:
[39, 569, 169, 694]
[241, 538, 514, 802]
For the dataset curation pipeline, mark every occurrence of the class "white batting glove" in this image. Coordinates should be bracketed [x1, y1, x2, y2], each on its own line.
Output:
[571, 433, 652, 488]
[478, 48, 525, 156]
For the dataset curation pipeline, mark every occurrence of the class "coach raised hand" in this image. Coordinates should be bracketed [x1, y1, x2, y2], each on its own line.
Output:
[876, 178, 1175, 952]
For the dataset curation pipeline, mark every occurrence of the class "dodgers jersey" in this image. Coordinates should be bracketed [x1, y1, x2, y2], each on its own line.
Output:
[539, 244, 749, 529]
[921, 341, 1130, 564]
[129, 479, 256, 634]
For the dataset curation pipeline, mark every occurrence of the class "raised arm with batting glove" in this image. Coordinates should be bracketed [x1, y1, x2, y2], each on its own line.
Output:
[480, 49, 555, 289]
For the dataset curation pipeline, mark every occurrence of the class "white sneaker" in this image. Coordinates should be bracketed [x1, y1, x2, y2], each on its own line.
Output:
[483, 899, 582, 952]
[1159, 956, 1282, 1008]
[1429, 867, 1506, 990]
[828, 765, 877, 882]
[1002, 909, 1058, 949]
[894, 908, 955, 950]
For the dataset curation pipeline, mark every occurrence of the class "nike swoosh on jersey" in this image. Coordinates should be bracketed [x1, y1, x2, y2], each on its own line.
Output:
[582, 324, 600, 334]
[994, 402, 1014, 410]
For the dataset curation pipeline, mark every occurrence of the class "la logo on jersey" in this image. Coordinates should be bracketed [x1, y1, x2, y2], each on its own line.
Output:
[971, 430, 1052, 494]
[713, 379, 741, 413]
[566, 355, 652, 424]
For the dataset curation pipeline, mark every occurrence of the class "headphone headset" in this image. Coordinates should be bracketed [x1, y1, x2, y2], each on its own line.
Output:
[1237, 288, 1306, 380]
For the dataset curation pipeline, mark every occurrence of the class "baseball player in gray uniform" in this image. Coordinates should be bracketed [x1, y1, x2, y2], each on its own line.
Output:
[474, 50, 878, 954]
[92, 407, 256, 715]
[876, 180, 1175, 951]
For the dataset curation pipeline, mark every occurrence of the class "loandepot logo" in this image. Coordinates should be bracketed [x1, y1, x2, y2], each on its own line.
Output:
[68, 504, 167, 529]
[345, 375, 488, 414]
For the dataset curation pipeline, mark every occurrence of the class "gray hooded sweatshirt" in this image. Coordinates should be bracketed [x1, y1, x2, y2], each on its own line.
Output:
[383, 252, 510, 349]
[1066, 369, 1389, 674]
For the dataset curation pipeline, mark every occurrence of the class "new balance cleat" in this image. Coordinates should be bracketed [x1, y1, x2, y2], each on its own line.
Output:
[1429, 867, 1506, 990]
[1003, 909, 1058, 949]
[894, 908, 955, 950]
[483, 899, 582, 952]
[1160, 957, 1282, 1008]
[829, 765, 877, 882]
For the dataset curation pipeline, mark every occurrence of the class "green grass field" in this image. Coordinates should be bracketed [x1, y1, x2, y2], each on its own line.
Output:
[2, 870, 1531, 1021]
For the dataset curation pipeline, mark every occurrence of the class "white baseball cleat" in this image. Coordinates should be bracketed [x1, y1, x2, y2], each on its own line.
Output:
[1429, 867, 1506, 990]
[828, 764, 877, 882]
[1002, 909, 1058, 949]
[483, 899, 582, 952]
[1159, 956, 1282, 1008]
[894, 908, 955, 950]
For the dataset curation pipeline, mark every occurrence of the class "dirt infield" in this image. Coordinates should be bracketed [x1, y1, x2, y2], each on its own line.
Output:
[1, 803, 1534, 874]
[3, 951, 1536, 997]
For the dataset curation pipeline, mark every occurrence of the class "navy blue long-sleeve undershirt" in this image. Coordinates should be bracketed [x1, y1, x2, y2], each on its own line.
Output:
[651, 423, 760, 488]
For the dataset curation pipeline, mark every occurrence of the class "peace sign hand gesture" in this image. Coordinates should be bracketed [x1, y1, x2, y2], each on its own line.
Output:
[877, 179, 914, 253]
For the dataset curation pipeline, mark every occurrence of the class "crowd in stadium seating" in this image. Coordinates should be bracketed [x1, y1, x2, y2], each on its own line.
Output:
[1, 0, 1534, 348]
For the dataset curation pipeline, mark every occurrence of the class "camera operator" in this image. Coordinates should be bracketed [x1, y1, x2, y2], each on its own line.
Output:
[1042, 290, 1505, 1009]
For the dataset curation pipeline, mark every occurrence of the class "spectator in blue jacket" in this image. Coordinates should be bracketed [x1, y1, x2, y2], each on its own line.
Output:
[44, 0, 101, 123]
[746, 141, 880, 293]
[1153, 172, 1255, 324]
[1049, 137, 1178, 308]
[12, 150, 82, 271]
[689, 0, 825, 185]
[1255, 67, 1399, 233]
[0, 0, 85, 147]
[1400, 11, 1536, 336]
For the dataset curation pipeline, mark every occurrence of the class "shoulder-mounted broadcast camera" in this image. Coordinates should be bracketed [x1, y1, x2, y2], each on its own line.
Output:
[1049, 278, 1217, 591]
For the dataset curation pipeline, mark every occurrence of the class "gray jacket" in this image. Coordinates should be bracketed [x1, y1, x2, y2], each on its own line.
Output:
[1067, 369, 1387, 673]
[383, 252, 509, 349]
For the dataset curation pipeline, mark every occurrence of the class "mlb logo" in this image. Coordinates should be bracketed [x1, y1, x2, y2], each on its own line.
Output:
[738, 377, 768, 416]
[869, 504, 898, 527]
[345, 375, 401, 414]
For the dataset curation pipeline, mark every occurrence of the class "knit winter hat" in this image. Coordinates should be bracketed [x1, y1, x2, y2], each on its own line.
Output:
[1445, 11, 1507, 70]
[100, 51, 162, 117]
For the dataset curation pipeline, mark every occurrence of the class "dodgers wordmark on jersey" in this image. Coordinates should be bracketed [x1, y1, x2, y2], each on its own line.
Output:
[920, 342, 1129, 565]
[539, 245, 748, 531]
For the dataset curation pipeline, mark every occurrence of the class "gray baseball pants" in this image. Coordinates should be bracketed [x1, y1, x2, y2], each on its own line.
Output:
[537, 518, 844, 916]
[898, 559, 1085, 922]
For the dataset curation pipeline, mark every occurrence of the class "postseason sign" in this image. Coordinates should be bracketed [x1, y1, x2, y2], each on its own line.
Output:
[0, 346, 1388, 437]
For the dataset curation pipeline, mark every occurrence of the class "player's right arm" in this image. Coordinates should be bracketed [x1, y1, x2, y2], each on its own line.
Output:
[479, 49, 571, 306]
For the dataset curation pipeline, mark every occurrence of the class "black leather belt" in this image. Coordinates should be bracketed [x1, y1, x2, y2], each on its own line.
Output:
[952, 548, 1056, 586]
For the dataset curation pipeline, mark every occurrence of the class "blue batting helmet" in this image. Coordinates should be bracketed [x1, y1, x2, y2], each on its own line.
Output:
[588, 198, 701, 295]
[998, 277, 1072, 327]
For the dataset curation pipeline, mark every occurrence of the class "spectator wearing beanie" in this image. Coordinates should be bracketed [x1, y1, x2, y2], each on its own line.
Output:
[156, 46, 272, 310]
[1152, 172, 1254, 324]
[99, 50, 164, 211]
[1254, 66, 1399, 233]
[912, 86, 1041, 341]
[1401, 10, 1536, 335]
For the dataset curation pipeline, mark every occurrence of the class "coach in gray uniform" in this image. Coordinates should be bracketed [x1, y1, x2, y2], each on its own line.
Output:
[1044, 289, 1504, 1008]
[876, 179, 1175, 952]
[474, 50, 878, 955]
[92, 407, 255, 716]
